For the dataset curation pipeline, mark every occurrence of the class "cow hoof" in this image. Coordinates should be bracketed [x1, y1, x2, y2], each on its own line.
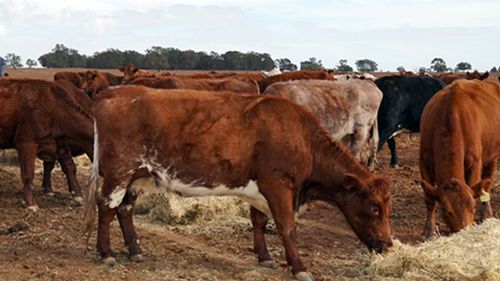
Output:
[102, 257, 117, 266]
[421, 232, 435, 241]
[27, 205, 39, 212]
[45, 192, 55, 197]
[390, 164, 400, 169]
[295, 271, 314, 281]
[259, 260, 278, 269]
[130, 254, 145, 263]
[73, 196, 84, 205]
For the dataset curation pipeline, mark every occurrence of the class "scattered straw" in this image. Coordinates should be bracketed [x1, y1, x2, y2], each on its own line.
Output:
[134, 192, 250, 227]
[360, 218, 500, 281]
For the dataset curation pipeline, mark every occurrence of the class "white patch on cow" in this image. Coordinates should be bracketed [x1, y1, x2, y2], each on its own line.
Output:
[389, 128, 411, 139]
[108, 187, 127, 209]
[130, 154, 273, 218]
[295, 203, 308, 220]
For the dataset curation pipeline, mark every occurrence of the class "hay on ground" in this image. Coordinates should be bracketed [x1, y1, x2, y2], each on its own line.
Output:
[134, 192, 250, 226]
[361, 218, 500, 281]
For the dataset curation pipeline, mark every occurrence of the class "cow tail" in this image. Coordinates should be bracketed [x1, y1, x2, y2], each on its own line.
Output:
[367, 119, 379, 171]
[84, 118, 99, 246]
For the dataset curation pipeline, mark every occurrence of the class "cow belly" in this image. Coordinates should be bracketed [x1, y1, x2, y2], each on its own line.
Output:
[117, 175, 273, 218]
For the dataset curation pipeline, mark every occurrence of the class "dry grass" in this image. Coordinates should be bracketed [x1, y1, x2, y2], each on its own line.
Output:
[358, 218, 500, 281]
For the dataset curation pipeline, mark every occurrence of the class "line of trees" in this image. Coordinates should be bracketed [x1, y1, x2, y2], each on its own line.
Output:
[38, 44, 278, 71]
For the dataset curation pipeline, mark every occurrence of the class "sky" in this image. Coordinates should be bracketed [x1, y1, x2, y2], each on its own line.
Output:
[1, 0, 499, 71]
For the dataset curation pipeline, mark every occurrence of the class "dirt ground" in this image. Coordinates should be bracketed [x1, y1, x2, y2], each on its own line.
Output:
[0, 69, 499, 281]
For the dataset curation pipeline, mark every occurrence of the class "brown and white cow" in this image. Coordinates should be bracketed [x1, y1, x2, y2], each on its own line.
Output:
[258, 70, 335, 93]
[128, 76, 259, 94]
[419, 80, 500, 239]
[263, 80, 382, 170]
[0, 79, 94, 209]
[85, 86, 393, 281]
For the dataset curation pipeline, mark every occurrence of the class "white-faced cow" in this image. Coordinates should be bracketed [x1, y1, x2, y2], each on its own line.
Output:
[263, 80, 382, 170]
[419, 80, 499, 239]
[375, 76, 446, 167]
[84, 86, 393, 281]
[0, 79, 94, 210]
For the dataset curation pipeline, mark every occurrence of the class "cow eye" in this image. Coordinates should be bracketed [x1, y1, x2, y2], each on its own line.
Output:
[369, 205, 380, 216]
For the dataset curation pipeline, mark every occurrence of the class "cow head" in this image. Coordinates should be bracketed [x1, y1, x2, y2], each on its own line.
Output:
[80, 71, 99, 97]
[421, 178, 493, 232]
[466, 70, 489, 81]
[336, 174, 393, 253]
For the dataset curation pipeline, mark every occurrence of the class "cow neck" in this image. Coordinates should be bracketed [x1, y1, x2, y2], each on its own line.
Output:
[304, 128, 371, 204]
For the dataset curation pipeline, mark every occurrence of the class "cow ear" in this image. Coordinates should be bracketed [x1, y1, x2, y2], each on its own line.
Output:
[343, 174, 364, 191]
[481, 71, 489, 80]
[471, 179, 493, 198]
[421, 180, 439, 200]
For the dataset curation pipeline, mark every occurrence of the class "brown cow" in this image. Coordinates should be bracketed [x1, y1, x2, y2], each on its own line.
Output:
[54, 71, 85, 88]
[435, 70, 489, 85]
[118, 64, 156, 83]
[80, 70, 123, 97]
[258, 70, 335, 92]
[128, 76, 259, 94]
[0, 79, 94, 210]
[40, 80, 94, 197]
[263, 80, 382, 170]
[419, 80, 499, 239]
[84, 86, 393, 281]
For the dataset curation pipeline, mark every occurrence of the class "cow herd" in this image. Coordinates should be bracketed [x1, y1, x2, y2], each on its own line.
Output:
[0, 65, 498, 281]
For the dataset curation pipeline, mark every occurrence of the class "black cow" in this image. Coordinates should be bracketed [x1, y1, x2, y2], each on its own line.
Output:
[376, 76, 445, 167]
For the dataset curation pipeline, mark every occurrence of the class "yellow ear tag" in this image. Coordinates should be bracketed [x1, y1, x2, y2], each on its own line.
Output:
[480, 191, 490, 203]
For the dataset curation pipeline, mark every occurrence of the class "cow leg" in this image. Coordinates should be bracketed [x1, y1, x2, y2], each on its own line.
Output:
[387, 138, 399, 168]
[422, 196, 438, 240]
[117, 192, 144, 262]
[259, 179, 312, 281]
[42, 160, 55, 195]
[96, 194, 118, 265]
[58, 148, 83, 204]
[250, 206, 277, 269]
[17, 143, 38, 211]
[478, 161, 496, 221]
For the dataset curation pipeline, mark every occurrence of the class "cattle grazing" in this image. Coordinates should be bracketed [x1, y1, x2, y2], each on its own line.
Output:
[258, 70, 334, 93]
[80, 70, 123, 97]
[263, 80, 382, 170]
[0, 79, 94, 210]
[128, 76, 259, 94]
[435, 70, 489, 85]
[54, 71, 85, 88]
[375, 76, 446, 167]
[419, 80, 499, 239]
[85, 86, 393, 281]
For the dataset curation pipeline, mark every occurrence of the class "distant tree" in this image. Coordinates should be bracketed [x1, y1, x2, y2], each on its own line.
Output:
[355, 59, 378, 72]
[336, 59, 353, 72]
[5, 53, 23, 69]
[275, 58, 297, 71]
[87, 49, 124, 68]
[25, 58, 37, 68]
[178, 49, 199, 70]
[300, 57, 323, 70]
[122, 50, 145, 68]
[144, 46, 169, 70]
[38, 44, 86, 68]
[430, 57, 448, 72]
[418, 67, 431, 74]
[490, 66, 498, 73]
[396, 66, 406, 73]
[455, 62, 472, 72]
